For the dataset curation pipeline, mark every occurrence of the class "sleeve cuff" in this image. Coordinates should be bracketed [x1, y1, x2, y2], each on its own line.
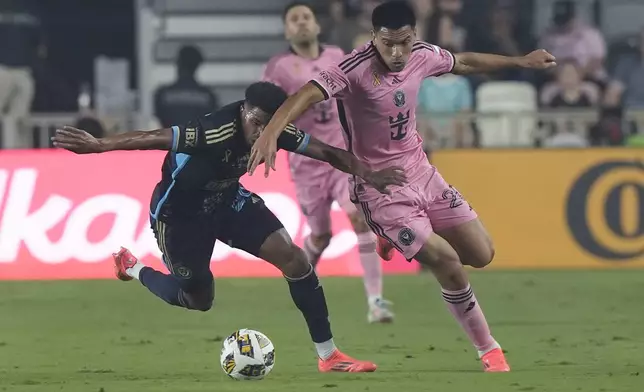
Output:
[447, 51, 456, 73]
[310, 80, 330, 100]
[171, 126, 180, 151]
[295, 133, 311, 153]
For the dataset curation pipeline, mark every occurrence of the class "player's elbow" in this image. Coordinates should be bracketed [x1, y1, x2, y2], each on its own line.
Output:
[451, 63, 472, 75]
[451, 54, 477, 75]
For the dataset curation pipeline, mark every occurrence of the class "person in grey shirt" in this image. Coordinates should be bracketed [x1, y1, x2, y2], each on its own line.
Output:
[604, 28, 644, 109]
[154, 46, 219, 128]
[0, 0, 43, 119]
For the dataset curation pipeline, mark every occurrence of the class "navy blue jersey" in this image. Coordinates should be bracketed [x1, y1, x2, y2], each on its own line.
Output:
[150, 101, 310, 219]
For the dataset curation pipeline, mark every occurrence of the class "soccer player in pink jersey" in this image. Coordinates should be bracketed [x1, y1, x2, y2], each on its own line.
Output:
[249, 0, 556, 372]
[262, 2, 393, 324]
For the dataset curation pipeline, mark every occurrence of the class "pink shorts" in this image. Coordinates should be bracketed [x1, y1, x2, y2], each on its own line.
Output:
[294, 169, 357, 235]
[356, 168, 477, 261]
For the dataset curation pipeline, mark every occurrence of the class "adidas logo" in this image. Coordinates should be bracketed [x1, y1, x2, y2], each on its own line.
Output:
[392, 76, 402, 84]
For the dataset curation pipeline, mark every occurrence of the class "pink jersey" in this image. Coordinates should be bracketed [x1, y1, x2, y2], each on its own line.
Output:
[262, 45, 346, 182]
[311, 41, 455, 200]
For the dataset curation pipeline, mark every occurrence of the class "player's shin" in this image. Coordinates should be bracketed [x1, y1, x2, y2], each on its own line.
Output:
[139, 267, 213, 311]
[441, 281, 500, 357]
[416, 237, 499, 357]
[283, 261, 337, 360]
[356, 231, 383, 303]
[139, 267, 187, 307]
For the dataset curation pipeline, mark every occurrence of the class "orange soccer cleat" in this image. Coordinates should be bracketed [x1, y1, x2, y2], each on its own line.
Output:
[318, 350, 377, 373]
[112, 247, 138, 281]
[481, 348, 511, 373]
[376, 236, 394, 261]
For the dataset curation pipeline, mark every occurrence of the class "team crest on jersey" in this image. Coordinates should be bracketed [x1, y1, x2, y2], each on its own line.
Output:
[398, 227, 415, 246]
[393, 90, 406, 107]
[174, 264, 192, 279]
[372, 71, 381, 87]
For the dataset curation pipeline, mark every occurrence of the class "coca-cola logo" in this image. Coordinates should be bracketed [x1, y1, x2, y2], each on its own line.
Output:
[0, 169, 357, 265]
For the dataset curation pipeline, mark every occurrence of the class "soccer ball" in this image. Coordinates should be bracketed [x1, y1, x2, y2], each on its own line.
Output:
[220, 329, 275, 380]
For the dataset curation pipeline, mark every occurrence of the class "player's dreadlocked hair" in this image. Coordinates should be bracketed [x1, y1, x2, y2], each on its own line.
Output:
[372, 0, 416, 30]
[244, 82, 288, 116]
[282, 1, 315, 20]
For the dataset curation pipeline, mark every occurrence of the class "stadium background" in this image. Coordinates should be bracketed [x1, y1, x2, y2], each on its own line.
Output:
[0, 0, 641, 278]
[1, 1, 643, 391]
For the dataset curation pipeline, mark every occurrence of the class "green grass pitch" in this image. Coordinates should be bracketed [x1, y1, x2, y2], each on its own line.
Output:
[0, 271, 642, 391]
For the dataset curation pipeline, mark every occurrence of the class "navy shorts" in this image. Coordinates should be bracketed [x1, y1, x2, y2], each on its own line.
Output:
[150, 189, 283, 292]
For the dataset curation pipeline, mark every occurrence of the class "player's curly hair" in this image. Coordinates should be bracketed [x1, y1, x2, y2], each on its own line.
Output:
[372, 0, 416, 30]
[282, 1, 315, 20]
[244, 82, 288, 116]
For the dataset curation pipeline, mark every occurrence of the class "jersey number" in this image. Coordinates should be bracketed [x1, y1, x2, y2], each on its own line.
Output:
[314, 101, 332, 124]
[389, 110, 410, 140]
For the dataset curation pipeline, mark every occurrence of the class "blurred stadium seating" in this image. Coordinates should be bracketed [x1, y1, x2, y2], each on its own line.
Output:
[1, 0, 643, 148]
[0, 3, 643, 391]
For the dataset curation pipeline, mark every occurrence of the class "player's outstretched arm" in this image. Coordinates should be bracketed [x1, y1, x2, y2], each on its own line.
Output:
[52, 126, 172, 154]
[452, 49, 557, 75]
[248, 82, 325, 176]
[297, 136, 406, 195]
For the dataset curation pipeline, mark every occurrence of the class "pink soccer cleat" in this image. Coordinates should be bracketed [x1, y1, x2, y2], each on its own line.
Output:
[481, 348, 511, 372]
[112, 247, 138, 281]
[318, 350, 377, 373]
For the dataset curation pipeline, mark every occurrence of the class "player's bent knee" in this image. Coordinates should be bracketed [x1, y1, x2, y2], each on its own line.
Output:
[414, 233, 470, 288]
[438, 220, 496, 269]
[191, 298, 214, 312]
[181, 287, 215, 312]
[280, 245, 311, 279]
[469, 239, 496, 269]
[260, 229, 311, 277]
[482, 247, 495, 267]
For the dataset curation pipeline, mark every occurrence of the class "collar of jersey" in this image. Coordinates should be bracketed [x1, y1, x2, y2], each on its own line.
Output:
[233, 101, 245, 144]
[288, 44, 325, 59]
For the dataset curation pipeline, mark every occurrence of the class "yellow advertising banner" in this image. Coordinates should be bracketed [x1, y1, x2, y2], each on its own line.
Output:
[433, 149, 643, 268]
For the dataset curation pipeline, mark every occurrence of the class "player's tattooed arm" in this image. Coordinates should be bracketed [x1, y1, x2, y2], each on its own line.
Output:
[248, 82, 326, 176]
[52, 126, 172, 154]
[452, 49, 557, 75]
[297, 137, 407, 195]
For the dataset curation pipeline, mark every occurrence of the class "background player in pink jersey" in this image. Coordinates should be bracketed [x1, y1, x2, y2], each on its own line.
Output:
[261, 2, 393, 324]
[248, 0, 557, 373]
